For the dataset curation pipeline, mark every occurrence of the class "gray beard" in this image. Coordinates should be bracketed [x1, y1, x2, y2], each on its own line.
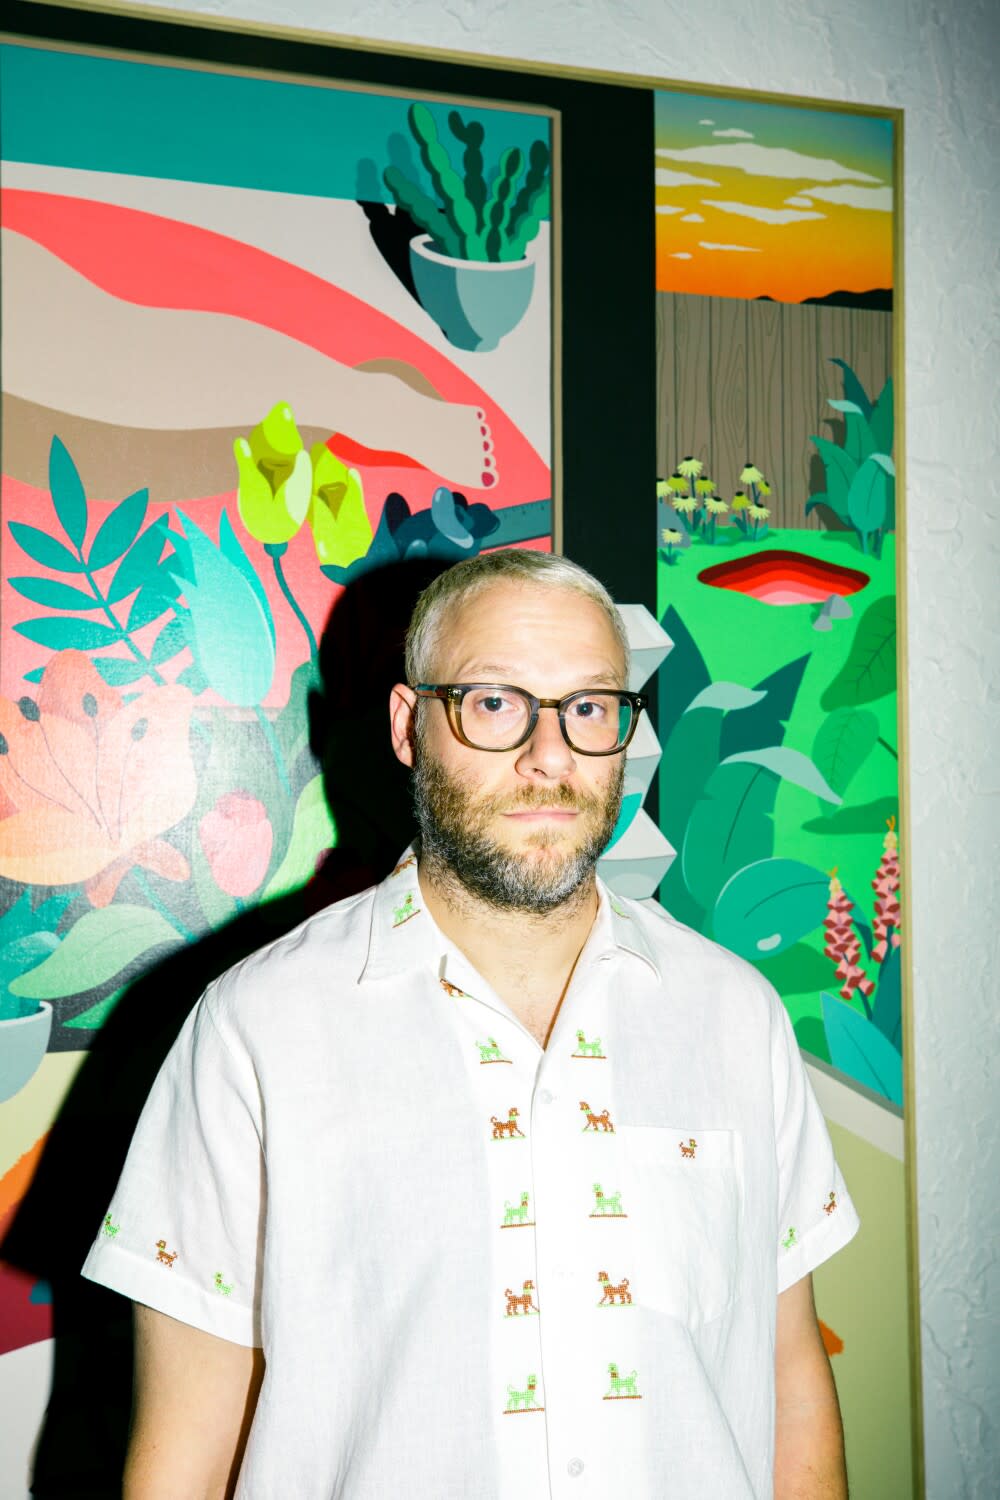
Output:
[411, 739, 624, 916]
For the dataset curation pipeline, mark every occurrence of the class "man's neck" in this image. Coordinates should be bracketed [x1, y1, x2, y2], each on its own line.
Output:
[417, 858, 600, 1048]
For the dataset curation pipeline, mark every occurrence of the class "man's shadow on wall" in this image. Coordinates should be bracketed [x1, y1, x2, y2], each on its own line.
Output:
[2, 557, 445, 1498]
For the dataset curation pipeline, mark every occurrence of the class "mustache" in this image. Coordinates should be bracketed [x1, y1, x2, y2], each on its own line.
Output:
[487, 785, 590, 814]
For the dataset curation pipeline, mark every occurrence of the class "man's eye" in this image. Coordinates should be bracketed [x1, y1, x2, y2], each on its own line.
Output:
[482, 697, 506, 713]
[569, 697, 605, 719]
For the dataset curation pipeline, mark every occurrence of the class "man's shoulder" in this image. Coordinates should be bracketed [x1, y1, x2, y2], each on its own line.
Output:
[623, 893, 782, 1017]
[202, 883, 377, 1028]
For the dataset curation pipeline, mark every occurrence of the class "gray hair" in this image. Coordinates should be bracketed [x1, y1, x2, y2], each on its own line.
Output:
[404, 550, 629, 685]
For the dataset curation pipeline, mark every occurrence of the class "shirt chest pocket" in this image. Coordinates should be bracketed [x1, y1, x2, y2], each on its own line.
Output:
[618, 1124, 744, 1327]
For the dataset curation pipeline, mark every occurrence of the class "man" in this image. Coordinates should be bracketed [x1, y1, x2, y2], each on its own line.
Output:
[83, 549, 858, 1498]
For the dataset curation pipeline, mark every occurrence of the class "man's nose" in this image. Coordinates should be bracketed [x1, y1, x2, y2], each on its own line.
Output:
[514, 704, 575, 779]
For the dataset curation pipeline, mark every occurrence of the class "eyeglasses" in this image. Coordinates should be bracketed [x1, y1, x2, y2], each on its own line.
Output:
[413, 683, 646, 756]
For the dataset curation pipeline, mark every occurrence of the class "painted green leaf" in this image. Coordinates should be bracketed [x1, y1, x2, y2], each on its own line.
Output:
[14, 617, 122, 651]
[93, 656, 151, 687]
[151, 616, 188, 666]
[107, 519, 168, 604]
[127, 584, 171, 632]
[9, 905, 184, 999]
[821, 595, 897, 709]
[686, 683, 767, 713]
[657, 604, 710, 751]
[64, 987, 127, 1030]
[22, 668, 45, 684]
[682, 760, 779, 913]
[811, 708, 879, 807]
[89, 489, 149, 571]
[830, 358, 873, 422]
[809, 436, 857, 521]
[8, 523, 85, 573]
[847, 454, 892, 543]
[721, 747, 841, 804]
[828, 400, 876, 467]
[869, 377, 894, 455]
[720, 655, 808, 761]
[821, 991, 902, 1105]
[262, 775, 337, 901]
[871, 941, 902, 1050]
[0, 932, 61, 992]
[7, 577, 97, 611]
[49, 436, 89, 548]
[713, 858, 830, 959]
[175, 511, 276, 706]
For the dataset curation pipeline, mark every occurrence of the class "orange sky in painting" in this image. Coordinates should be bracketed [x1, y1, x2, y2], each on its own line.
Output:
[655, 97, 894, 302]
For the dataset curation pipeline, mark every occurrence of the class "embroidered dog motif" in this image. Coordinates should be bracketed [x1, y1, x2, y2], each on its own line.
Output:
[491, 1107, 525, 1139]
[502, 1192, 532, 1227]
[573, 1030, 605, 1058]
[591, 1182, 626, 1217]
[214, 1272, 233, 1297]
[597, 1271, 632, 1306]
[102, 1214, 120, 1238]
[505, 1373, 542, 1412]
[155, 1239, 178, 1267]
[823, 1190, 838, 1215]
[605, 1362, 641, 1399]
[580, 1101, 615, 1132]
[679, 1137, 698, 1159]
[504, 1279, 540, 1317]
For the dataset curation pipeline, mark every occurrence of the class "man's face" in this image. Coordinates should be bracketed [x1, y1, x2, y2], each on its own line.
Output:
[408, 581, 627, 914]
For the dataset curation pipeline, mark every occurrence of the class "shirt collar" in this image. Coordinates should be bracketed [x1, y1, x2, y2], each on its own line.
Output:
[360, 848, 661, 985]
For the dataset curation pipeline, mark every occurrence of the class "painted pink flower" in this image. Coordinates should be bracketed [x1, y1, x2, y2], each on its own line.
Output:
[198, 792, 273, 899]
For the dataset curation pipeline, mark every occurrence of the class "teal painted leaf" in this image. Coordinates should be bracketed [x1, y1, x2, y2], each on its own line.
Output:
[14, 617, 121, 650]
[821, 595, 897, 709]
[869, 378, 894, 455]
[721, 747, 841, 804]
[175, 510, 276, 706]
[871, 940, 902, 1050]
[107, 519, 168, 604]
[93, 656, 150, 686]
[830, 358, 873, 422]
[8, 577, 97, 611]
[22, 668, 45, 684]
[9, 905, 185, 999]
[127, 584, 171, 632]
[151, 616, 188, 666]
[811, 708, 879, 808]
[828, 400, 876, 467]
[89, 489, 149, 571]
[262, 775, 337, 901]
[805, 492, 829, 518]
[143, 559, 184, 601]
[0, 932, 61, 990]
[721, 655, 809, 761]
[177, 661, 209, 695]
[687, 683, 767, 713]
[49, 436, 89, 548]
[8, 523, 85, 573]
[821, 991, 903, 1104]
[682, 759, 778, 913]
[660, 705, 725, 859]
[713, 858, 830, 959]
[657, 604, 710, 750]
[847, 454, 892, 543]
[809, 436, 857, 521]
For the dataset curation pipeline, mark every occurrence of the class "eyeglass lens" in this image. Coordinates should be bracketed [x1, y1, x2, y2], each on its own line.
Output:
[459, 687, 632, 752]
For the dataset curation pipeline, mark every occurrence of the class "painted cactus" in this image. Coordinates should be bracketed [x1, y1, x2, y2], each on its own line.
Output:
[384, 104, 550, 263]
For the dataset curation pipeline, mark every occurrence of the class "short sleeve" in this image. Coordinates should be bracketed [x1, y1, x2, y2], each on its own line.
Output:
[769, 991, 860, 1293]
[81, 989, 264, 1346]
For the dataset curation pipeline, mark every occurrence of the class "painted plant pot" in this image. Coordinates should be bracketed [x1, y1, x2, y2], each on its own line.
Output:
[0, 1002, 53, 1104]
[409, 234, 536, 352]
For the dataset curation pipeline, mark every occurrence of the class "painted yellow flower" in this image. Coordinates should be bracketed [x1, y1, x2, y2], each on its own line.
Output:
[731, 492, 749, 511]
[695, 476, 716, 496]
[704, 494, 729, 515]
[671, 494, 698, 516]
[677, 456, 704, 479]
[661, 527, 684, 545]
[234, 403, 312, 545]
[748, 502, 771, 521]
[740, 463, 765, 485]
[757, 478, 772, 496]
[308, 444, 373, 569]
[667, 473, 688, 495]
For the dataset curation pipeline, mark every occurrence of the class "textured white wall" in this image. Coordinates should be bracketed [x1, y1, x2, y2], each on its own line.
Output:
[83, 0, 1000, 1493]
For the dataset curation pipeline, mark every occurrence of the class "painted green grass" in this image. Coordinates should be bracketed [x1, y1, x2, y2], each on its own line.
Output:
[657, 526, 901, 1061]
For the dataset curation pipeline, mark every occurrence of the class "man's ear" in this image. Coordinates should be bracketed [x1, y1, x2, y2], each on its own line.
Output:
[389, 683, 418, 767]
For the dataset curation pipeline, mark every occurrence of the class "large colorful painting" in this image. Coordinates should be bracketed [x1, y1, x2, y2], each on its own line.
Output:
[654, 89, 913, 1494]
[0, 33, 554, 1488]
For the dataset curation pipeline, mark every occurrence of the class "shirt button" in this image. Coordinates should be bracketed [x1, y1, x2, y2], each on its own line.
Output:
[567, 1457, 584, 1477]
[538, 1088, 555, 1105]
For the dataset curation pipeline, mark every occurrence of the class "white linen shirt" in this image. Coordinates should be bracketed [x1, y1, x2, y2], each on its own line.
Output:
[82, 853, 859, 1499]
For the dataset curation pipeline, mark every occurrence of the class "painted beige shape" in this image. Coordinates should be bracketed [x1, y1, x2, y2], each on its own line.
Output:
[1, 230, 493, 488]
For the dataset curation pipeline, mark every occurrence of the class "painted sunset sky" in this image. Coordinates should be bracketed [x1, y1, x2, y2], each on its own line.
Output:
[655, 91, 894, 303]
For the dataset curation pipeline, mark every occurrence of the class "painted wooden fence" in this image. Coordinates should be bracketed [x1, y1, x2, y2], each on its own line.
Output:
[656, 293, 893, 530]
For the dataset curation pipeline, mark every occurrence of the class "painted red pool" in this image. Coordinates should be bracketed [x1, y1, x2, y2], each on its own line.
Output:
[698, 549, 870, 605]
